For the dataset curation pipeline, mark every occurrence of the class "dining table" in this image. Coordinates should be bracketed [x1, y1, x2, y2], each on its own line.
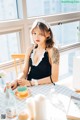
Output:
[0, 79, 80, 120]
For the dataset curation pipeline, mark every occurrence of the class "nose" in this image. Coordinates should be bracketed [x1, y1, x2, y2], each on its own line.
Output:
[36, 34, 40, 39]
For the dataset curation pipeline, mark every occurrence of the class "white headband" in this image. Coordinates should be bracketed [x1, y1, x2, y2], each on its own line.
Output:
[30, 19, 50, 32]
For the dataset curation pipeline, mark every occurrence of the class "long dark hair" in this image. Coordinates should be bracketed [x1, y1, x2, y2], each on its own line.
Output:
[32, 22, 54, 48]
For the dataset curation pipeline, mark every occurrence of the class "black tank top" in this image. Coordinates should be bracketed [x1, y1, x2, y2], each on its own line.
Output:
[27, 50, 51, 80]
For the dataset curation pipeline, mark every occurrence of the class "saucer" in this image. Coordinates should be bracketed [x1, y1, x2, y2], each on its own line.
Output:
[15, 89, 30, 100]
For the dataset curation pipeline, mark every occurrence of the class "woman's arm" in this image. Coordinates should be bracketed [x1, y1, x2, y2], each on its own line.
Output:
[12, 45, 34, 88]
[18, 46, 33, 79]
[30, 76, 51, 86]
[49, 47, 60, 82]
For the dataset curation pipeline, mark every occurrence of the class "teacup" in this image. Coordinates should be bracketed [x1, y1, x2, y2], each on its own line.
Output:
[17, 86, 28, 96]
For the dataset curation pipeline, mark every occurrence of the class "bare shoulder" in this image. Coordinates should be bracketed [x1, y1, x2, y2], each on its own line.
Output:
[47, 47, 60, 64]
[25, 44, 34, 57]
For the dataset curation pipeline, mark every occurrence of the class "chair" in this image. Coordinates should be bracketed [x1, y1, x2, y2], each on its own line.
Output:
[11, 54, 25, 77]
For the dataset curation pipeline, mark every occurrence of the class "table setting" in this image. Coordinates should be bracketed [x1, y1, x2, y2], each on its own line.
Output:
[0, 81, 80, 120]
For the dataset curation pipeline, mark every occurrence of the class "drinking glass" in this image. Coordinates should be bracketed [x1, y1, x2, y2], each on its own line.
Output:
[48, 88, 67, 120]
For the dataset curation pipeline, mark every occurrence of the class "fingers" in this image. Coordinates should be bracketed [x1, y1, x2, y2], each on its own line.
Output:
[17, 79, 26, 86]
[17, 80, 22, 85]
[11, 85, 16, 90]
[17, 80, 24, 86]
[11, 81, 17, 90]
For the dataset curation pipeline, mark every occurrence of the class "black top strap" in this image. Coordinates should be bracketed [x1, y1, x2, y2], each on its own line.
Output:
[50, 76, 55, 85]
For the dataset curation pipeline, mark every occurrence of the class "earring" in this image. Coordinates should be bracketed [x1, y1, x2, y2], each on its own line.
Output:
[47, 36, 51, 39]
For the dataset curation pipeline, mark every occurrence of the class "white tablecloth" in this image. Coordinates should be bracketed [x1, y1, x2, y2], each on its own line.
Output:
[0, 83, 80, 120]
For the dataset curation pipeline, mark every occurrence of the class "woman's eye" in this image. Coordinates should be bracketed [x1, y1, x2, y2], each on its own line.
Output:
[33, 32, 36, 35]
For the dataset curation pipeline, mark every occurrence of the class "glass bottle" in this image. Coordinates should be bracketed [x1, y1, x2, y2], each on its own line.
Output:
[49, 88, 67, 120]
[5, 82, 17, 118]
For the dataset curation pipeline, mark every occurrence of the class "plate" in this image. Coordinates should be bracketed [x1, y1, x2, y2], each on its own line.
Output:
[15, 89, 31, 100]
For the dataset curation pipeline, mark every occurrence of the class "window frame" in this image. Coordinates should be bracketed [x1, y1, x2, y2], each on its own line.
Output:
[0, 0, 80, 70]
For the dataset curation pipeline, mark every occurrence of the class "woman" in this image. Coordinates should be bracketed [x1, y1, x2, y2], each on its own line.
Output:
[11, 19, 60, 90]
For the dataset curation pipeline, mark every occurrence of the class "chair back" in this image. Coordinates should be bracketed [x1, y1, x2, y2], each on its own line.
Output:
[11, 54, 25, 77]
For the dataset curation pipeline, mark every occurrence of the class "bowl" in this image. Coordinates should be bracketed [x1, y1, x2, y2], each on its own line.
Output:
[17, 86, 28, 96]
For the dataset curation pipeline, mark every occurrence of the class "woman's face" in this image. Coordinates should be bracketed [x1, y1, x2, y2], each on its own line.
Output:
[32, 26, 50, 46]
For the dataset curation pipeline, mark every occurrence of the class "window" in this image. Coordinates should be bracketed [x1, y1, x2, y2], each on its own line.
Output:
[0, 32, 20, 63]
[3, 71, 16, 83]
[0, 0, 18, 21]
[26, 0, 80, 17]
[52, 21, 80, 46]
[44, 1, 50, 15]
[59, 48, 80, 80]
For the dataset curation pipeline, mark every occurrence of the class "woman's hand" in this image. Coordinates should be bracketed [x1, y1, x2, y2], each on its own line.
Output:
[17, 78, 26, 86]
[17, 78, 31, 86]
[11, 80, 18, 90]
[4, 80, 18, 92]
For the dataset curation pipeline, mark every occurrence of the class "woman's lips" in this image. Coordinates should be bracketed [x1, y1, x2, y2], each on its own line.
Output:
[36, 40, 40, 42]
